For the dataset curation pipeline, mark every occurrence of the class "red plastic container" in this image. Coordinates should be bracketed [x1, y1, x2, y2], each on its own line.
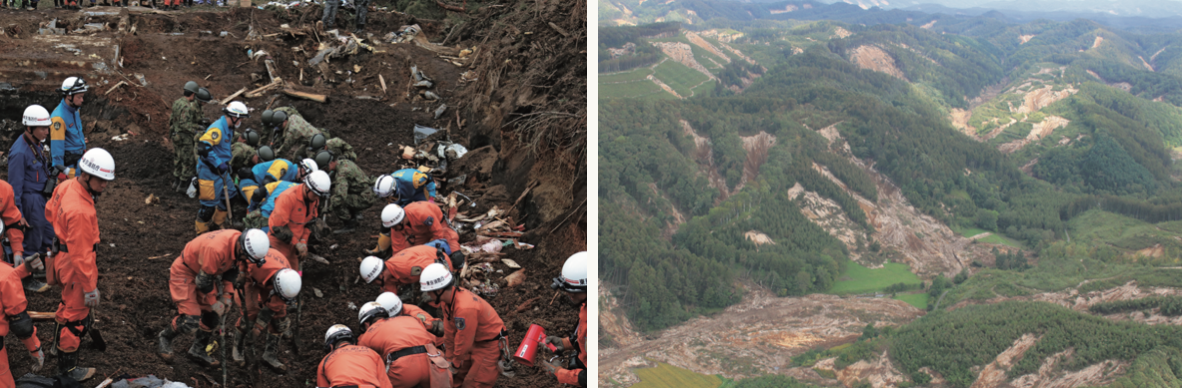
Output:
[513, 324, 556, 367]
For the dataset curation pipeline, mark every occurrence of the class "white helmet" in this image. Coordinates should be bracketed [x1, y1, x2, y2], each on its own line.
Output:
[22, 105, 50, 127]
[240, 229, 270, 265]
[359, 256, 384, 284]
[375, 292, 403, 316]
[553, 251, 588, 293]
[323, 324, 353, 349]
[60, 77, 89, 95]
[381, 204, 405, 228]
[79, 148, 115, 181]
[273, 269, 302, 302]
[305, 170, 331, 197]
[419, 263, 453, 292]
[224, 101, 249, 118]
[300, 158, 319, 175]
[373, 175, 395, 198]
[357, 301, 388, 326]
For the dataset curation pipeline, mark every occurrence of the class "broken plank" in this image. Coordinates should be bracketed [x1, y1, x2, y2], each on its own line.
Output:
[245, 80, 283, 98]
[218, 87, 247, 105]
[104, 81, 127, 95]
[548, 22, 570, 37]
[283, 89, 327, 102]
[29, 312, 55, 320]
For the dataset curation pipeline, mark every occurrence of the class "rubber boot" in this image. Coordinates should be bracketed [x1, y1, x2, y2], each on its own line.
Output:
[261, 332, 286, 371]
[211, 209, 228, 229]
[157, 326, 179, 361]
[196, 219, 210, 235]
[22, 276, 49, 293]
[187, 329, 220, 366]
[229, 327, 245, 365]
[58, 351, 96, 382]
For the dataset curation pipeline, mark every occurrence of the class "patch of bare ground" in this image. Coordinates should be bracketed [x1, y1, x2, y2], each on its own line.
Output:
[998, 116, 1070, 153]
[849, 45, 908, 81]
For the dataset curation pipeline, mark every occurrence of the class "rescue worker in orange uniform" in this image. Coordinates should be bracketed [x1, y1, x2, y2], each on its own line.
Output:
[46, 148, 115, 382]
[0, 179, 46, 292]
[369, 202, 460, 257]
[0, 233, 46, 387]
[357, 302, 447, 388]
[359, 241, 454, 297]
[540, 252, 588, 387]
[317, 324, 394, 388]
[231, 248, 301, 371]
[419, 263, 507, 388]
[156, 229, 270, 366]
[268, 170, 331, 272]
[376, 291, 444, 338]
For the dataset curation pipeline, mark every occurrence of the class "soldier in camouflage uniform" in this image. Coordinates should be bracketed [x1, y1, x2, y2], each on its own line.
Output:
[169, 82, 211, 191]
[262, 107, 329, 161]
[312, 148, 373, 233]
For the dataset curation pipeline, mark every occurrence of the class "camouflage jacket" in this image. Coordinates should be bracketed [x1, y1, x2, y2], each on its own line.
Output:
[169, 97, 204, 138]
[325, 137, 358, 161]
[273, 107, 328, 160]
[330, 159, 375, 207]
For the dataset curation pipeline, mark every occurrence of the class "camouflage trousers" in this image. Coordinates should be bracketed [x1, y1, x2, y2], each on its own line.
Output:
[172, 131, 197, 180]
[328, 193, 374, 223]
[243, 210, 267, 229]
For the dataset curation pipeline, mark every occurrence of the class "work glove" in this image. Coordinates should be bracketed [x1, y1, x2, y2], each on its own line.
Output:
[23, 253, 43, 271]
[83, 288, 100, 308]
[216, 162, 230, 174]
[429, 320, 444, 336]
[211, 295, 232, 315]
[539, 359, 560, 376]
[296, 243, 308, 258]
[545, 335, 565, 352]
[12, 253, 23, 267]
[30, 348, 44, 372]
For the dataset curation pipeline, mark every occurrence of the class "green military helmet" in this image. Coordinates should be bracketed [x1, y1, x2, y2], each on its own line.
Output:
[244, 129, 262, 147]
[257, 146, 276, 162]
[308, 133, 327, 153]
[184, 81, 200, 94]
[314, 150, 335, 171]
[261, 110, 275, 126]
[271, 110, 288, 127]
[195, 87, 212, 103]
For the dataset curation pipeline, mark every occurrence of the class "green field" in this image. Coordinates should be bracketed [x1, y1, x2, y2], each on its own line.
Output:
[894, 292, 930, 309]
[950, 225, 1023, 248]
[653, 60, 711, 98]
[829, 262, 923, 295]
[600, 79, 675, 100]
[950, 225, 988, 238]
[600, 67, 656, 83]
[632, 362, 722, 388]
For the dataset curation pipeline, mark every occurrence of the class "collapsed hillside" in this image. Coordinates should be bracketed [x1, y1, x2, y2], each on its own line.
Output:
[0, 2, 585, 386]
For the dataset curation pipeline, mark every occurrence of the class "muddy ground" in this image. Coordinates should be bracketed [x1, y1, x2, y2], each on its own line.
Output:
[0, 1, 586, 386]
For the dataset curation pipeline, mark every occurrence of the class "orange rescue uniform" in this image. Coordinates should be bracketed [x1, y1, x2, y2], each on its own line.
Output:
[168, 230, 242, 329]
[403, 304, 442, 344]
[442, 287, 505, 388]
[316, 343, 393, 388]
[46, 178, 99, 352]
[389, 202, 458, 254]
[238, 248, 290, 332]
[0, 263, 41, 388]
[0, 181, 26, 273]
[268, 184, 318, 271]
[358, 316, 437, 388]
[377, 245, 453, 294]
[555, 303, 587, 386]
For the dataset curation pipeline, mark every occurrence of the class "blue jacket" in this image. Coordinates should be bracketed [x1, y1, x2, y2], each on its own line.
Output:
[198, 116, 233, 171]
[252, 159, 298, 184]
[49, 99, 85, 169]
[260, 181, 298, 218]
[7, 133, 50, 209]
[392, 168, 435, 205]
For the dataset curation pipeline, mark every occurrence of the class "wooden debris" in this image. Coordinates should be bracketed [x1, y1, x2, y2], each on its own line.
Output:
[548, 22, 569, 37]
[435, 0, 464, 12]
[219, 87, 247, 105]
[264, 59, 280, 83]
[147, 253, 172, 260]
[504, 270, 525, 288]
[379, 74, 387, 94]
[29, 311, 55, 320]
[144, 193, 157, 204]
[104, 81, 127, 95]
[309, 253, 330, 264]
[283, 88, 327, 103]
[514, 296, 541, 313]
[246, 80, 284, 98]
[501, 259, 521, 269]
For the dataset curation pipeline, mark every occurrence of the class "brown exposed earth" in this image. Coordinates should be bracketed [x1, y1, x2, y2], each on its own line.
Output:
[0, 1, 585, 386]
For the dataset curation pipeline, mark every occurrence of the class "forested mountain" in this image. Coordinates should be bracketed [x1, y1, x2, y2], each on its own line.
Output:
[601, 1, 1182, 387]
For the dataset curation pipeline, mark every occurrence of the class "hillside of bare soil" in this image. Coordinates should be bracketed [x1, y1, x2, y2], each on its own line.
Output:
[0, 1, 585, 387]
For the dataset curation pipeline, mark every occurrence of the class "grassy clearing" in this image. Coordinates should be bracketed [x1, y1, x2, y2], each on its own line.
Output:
[631, 362, 723, 388]
[976, 233, 1024, 249]
[653, 60, 710, 97]
[600, 80, 674, 100]
[895, 292, 930, 309]
[1069, 209, 1182, 254]
[949, 225, 988, 238]
[600, 67, 656, 83]
[830, 262, 922, 295]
